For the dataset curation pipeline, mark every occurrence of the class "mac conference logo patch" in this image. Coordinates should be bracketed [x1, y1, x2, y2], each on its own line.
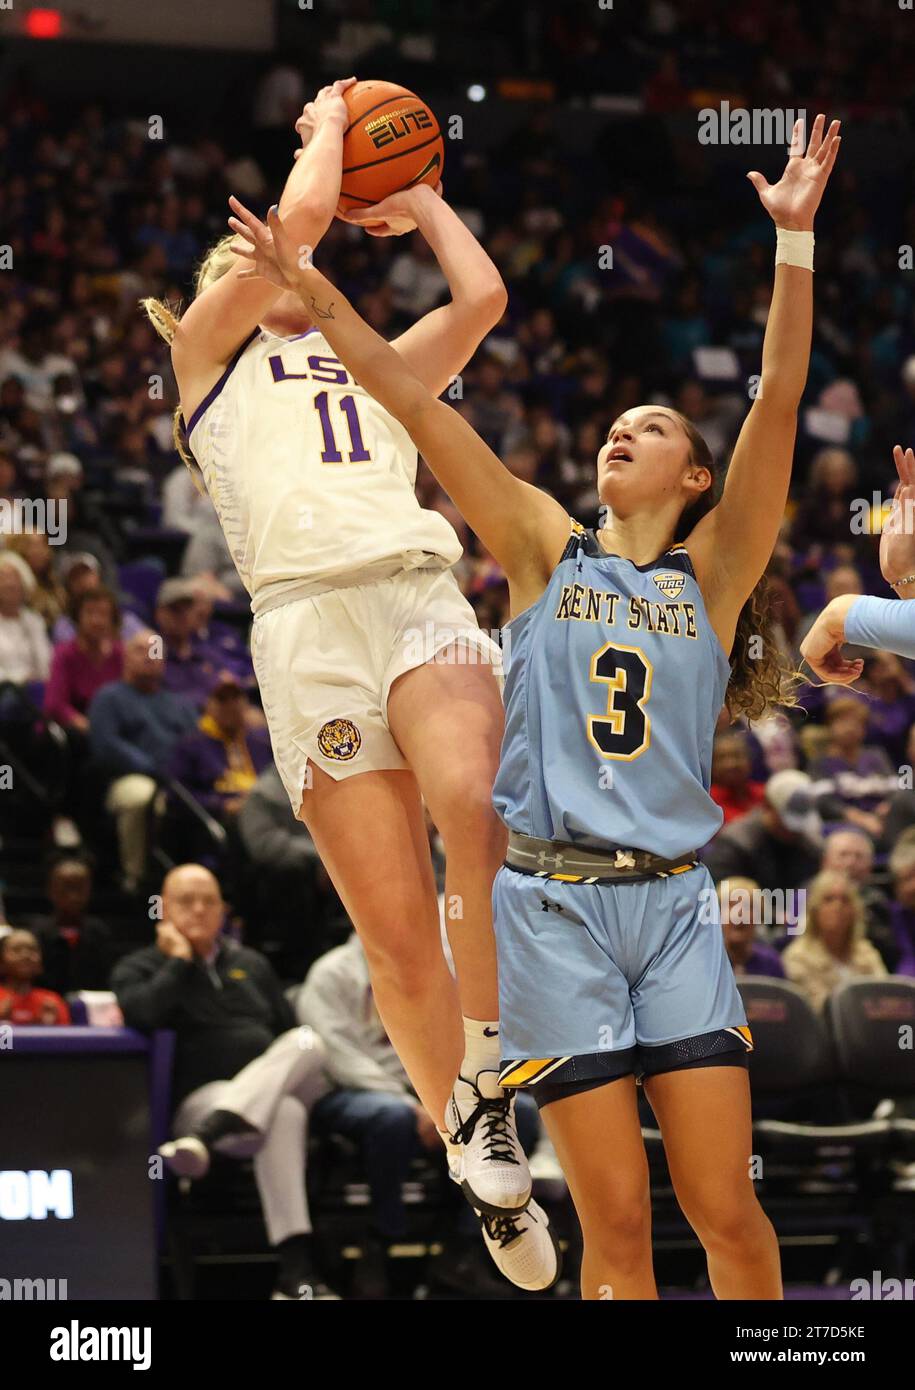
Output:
[653, 571, 685, 599]
[317, 718, 362, 761]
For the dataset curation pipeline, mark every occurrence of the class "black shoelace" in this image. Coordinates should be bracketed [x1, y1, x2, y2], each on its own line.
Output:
[452, 1091, 520, 1165]
[481, 1212, 523, 1249]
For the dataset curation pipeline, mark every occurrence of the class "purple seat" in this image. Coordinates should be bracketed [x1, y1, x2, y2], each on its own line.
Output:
[117, 559, 166, 620]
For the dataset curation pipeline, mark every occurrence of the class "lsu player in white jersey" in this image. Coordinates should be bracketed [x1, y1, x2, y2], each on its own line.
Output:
[143, 79, 558, 1290]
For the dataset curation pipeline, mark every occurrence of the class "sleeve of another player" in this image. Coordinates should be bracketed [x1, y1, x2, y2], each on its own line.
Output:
[844, 594, 915, 660]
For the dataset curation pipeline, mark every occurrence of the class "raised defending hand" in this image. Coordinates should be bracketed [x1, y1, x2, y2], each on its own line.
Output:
[228, 196, 304, 290]
[880, 446, 915, 586]
[747, 113, 841, 230]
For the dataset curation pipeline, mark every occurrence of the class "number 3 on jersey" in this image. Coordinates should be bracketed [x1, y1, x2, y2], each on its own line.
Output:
[314, 391, 371, 464]
[587, 641, 652, 760]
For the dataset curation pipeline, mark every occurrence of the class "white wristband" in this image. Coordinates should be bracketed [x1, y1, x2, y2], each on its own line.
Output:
[775, 227, 814, 271]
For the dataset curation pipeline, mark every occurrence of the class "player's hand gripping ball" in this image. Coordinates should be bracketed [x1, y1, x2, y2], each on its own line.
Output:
[336, 79, 444, 220]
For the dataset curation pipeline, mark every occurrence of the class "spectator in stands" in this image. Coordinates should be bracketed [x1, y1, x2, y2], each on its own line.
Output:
[112, 863, 335, 1300]
[238, 763, 321, 877]
[167, 671, 271, 821]
[235, 763, 334, 962]
[29, 858, 112, 996]
[887, 829, 915, 978]
[717, 878, 786, 978]
[789, 447, 860, 549]
[782, 871, 887, 1013]
[0, 551, 51, 684]
[703, 769, 823, 891]
[807, 696, 896, 838]
[188, 588, 254, 686]
[299, 931, 541, 1297]
[179, 511, 247, 603]
[52, 553, 145, 644]
[44, 586, 122, 730]
[709, 729, 765, 826]
[154, 577, 225, 707]
[858, 651, 915, 767]
[5, 532, 65, 632]
[161, 459, 211, 536]
[44, 451, 121, 580]
[0, 929, 70, 1024]
[818, 827, 894, 967]
[458, 353, 526, 455]
[88, 628, 196, 890]
[881, 721, 915, 848]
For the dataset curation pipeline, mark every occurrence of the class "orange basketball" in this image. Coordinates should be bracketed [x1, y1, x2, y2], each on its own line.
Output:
[336, 80, 444, 219]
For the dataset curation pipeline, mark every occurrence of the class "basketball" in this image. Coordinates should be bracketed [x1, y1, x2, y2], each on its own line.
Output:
[336, 79, 444, 219]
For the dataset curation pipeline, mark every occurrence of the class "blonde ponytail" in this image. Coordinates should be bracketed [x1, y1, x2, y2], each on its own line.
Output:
[140, 234, 240, 498]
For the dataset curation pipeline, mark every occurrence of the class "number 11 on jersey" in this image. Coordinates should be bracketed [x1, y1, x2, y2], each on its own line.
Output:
[314, 392, 371, 464]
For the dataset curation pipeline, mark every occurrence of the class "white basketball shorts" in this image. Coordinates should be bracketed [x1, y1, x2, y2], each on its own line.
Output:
[251, 565, 503, 815]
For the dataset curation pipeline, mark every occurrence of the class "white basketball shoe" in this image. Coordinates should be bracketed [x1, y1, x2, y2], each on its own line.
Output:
[446, 1069, 532, 1215]
[477, 1200, 562, 1292]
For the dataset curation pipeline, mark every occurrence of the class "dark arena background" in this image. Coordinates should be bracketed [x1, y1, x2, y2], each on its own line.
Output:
[1, 0, 915, 1366]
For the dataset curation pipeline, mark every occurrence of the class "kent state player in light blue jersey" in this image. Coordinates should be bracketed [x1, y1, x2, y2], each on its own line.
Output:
[228, 113, 841, 1301]
[802, 446, 915, 676]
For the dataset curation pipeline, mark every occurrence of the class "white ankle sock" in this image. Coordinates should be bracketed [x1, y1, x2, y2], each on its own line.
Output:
[461, 1017, 502, 1081]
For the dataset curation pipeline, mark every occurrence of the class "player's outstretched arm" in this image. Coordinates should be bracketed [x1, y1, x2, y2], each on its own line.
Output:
[346, 185, 508, 396]
[686, 114, 841, 643]
[172, 78, 355, 384]
[227, 200, 571, 602]
[800, 446, 915, 681]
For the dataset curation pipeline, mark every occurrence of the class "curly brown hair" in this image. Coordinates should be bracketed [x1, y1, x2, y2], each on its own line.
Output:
[670, 410, 800, 722]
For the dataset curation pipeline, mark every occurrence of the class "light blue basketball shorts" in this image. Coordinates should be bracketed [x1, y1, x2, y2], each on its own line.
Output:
[493, 862, 752, 1096]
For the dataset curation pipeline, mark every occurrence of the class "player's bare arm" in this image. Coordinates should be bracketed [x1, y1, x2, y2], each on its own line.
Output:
[801, 445, 915, 682]
[227, 198, 571, 617]
[346, 184, 509, 397]
[171, 77, 356, 417]
[684, 114, 841, 653]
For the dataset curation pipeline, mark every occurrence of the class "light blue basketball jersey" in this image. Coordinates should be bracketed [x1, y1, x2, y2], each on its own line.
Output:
[493, 524, 732, 859]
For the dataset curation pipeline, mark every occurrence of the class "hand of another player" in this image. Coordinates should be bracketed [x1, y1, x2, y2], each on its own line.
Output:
[156, 922, 193, 961]
[799, 593, 864, 686]
[343, 181, 443, 237]
[228, 197, 307, 290]
[880, 446, 915, 586]
[294, 77, 356, 154]
[747, 113, 841, 230]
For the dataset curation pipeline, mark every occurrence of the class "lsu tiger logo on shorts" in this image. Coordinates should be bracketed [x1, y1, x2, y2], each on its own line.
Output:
[317, 718, 362, 761]
[653, 571, 686, 599]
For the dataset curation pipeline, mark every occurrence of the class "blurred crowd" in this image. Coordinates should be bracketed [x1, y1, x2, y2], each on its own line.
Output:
[1, 0, 915, 1296]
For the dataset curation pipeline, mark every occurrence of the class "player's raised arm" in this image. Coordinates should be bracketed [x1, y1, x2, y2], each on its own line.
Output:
[800, 445, 915, 681]
[227, 199, 572, 603]
[171, 78, 355, 382]
[345, 185, 508, 396]
[686, 115, 841, 644]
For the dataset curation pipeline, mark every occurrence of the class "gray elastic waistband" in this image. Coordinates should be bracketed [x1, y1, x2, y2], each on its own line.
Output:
[505, 831, 699, 882]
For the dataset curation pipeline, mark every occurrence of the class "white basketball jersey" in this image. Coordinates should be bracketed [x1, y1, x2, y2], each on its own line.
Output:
[186, 326, 462, 613]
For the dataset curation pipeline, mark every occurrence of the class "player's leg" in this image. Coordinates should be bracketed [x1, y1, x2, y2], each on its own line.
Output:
[386, 646, 533, 1211]
[537, 1077, 657, 1300]
[632, 866, 782, 1298]
[299, 762, 464, 1126]
[386, 642, 505, 1022]
[300, 762, 557, 1291]
[643, 1064, 782, 1299]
